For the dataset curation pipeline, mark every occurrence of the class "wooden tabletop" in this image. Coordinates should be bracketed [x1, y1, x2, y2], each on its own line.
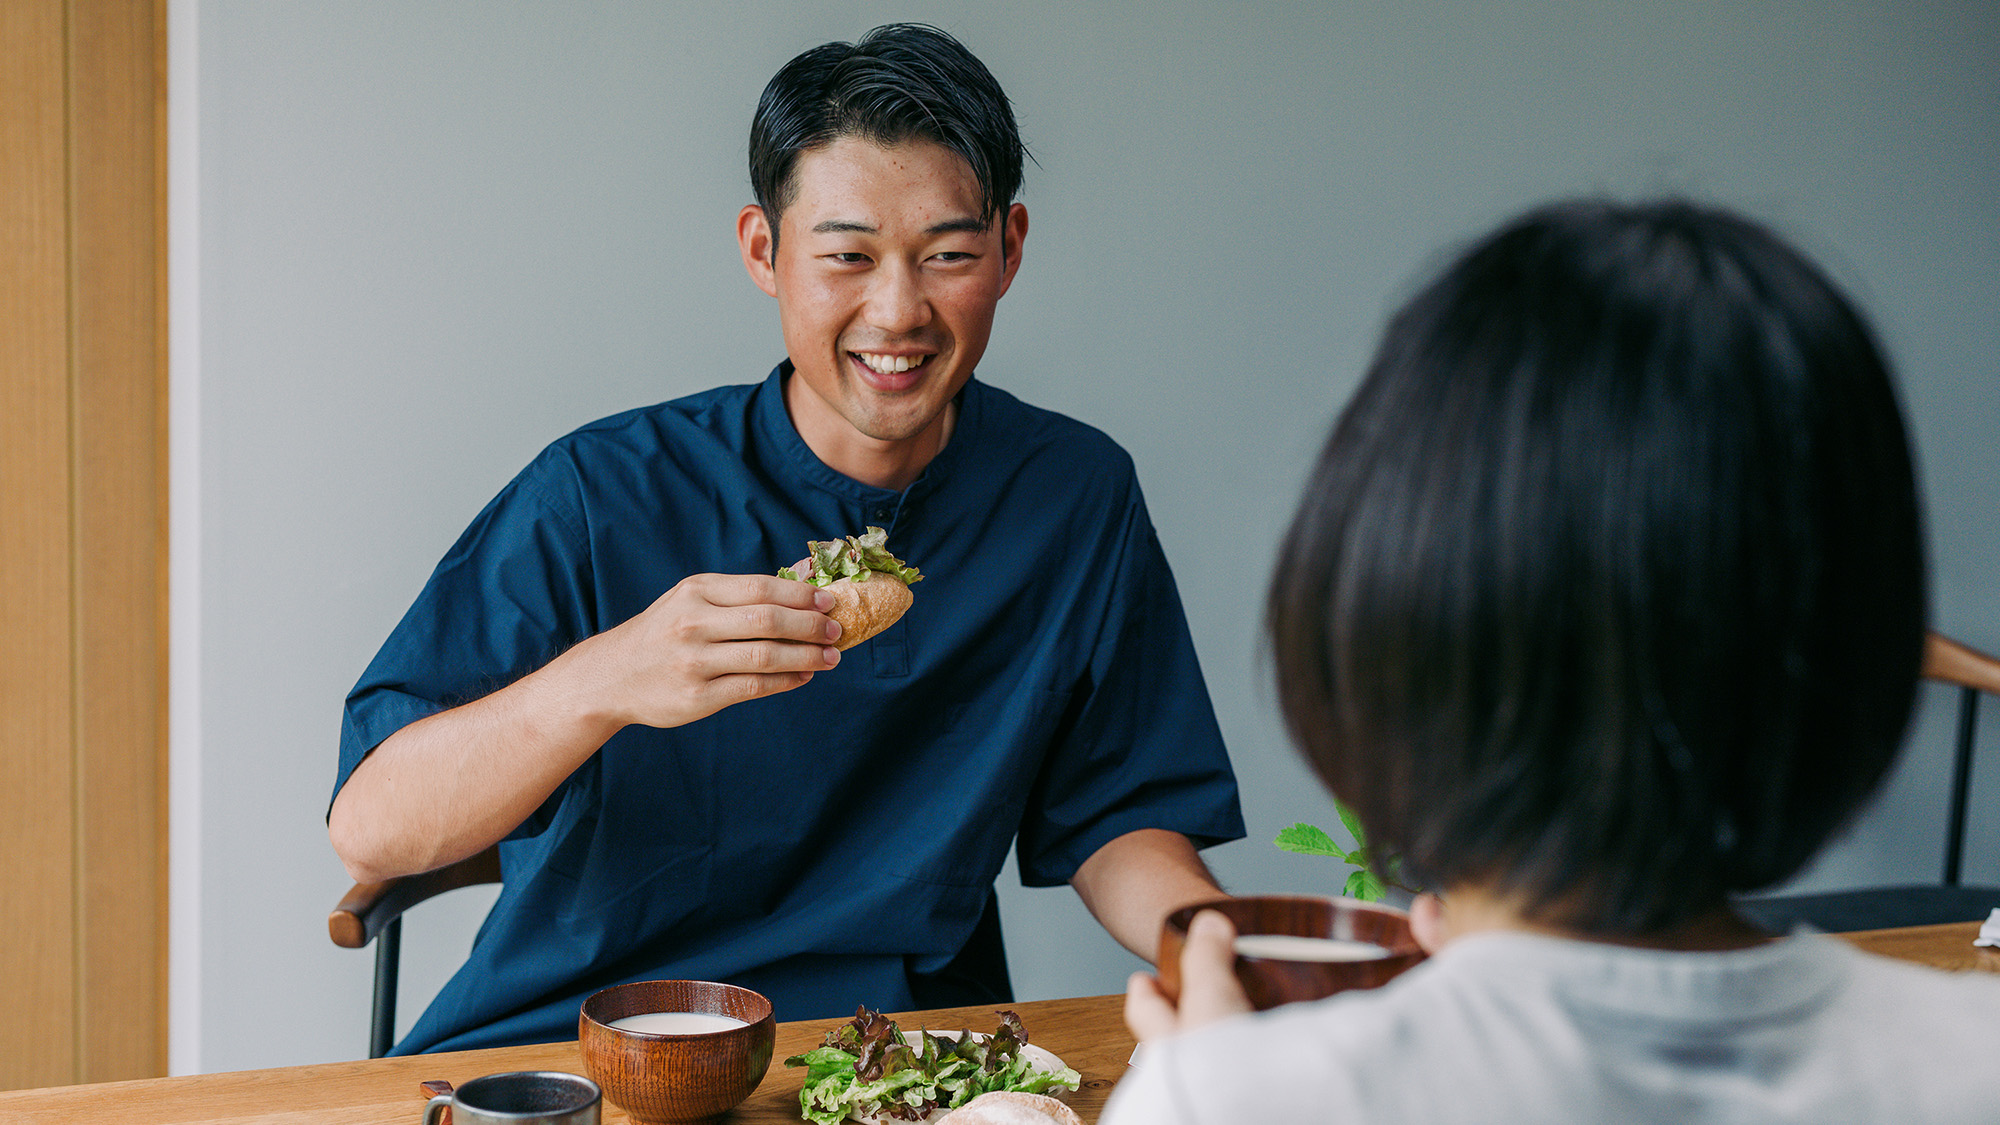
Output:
[0, 994, 1130, 1124]
[1835, 919, 2000, 973]
[4, 921, 1992, 1124]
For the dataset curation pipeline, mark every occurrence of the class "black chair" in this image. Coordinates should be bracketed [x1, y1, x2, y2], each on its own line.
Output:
[1737, 632, 2000, 933]
[328, 845, 502, 1058]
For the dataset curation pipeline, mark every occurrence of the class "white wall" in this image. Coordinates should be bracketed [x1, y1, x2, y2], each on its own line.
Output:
[173, 0, 2000, 1074]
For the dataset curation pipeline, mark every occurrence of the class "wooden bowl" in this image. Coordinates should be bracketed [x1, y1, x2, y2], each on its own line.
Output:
[1158, 894, 1425, 1010]
[577, 980, 776, 1124]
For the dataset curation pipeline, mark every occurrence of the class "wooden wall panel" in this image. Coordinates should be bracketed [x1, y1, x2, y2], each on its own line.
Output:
[0, 0, 84, 1091]
[0, 0, 166, 1090]
[70, 0, 168, 1084]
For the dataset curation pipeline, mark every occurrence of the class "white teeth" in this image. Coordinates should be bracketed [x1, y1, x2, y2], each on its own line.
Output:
[857, 352, 926, 375]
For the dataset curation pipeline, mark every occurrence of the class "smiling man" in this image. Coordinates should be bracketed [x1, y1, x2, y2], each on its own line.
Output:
[329, 24, 1243, 1054]
[744, 135, 1021, 491]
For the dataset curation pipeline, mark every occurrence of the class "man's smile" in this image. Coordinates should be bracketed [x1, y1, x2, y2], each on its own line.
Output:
[848, 350, 938, 393]
[851, 351, 933, 375]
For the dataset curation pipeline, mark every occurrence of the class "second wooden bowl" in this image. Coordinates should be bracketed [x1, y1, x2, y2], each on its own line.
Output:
[1158, 894, 1426, 1010]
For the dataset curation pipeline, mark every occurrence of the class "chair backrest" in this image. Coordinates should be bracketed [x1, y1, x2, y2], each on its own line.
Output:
[328, 845, 502, 1058]
[1923, 632, 2000, 887]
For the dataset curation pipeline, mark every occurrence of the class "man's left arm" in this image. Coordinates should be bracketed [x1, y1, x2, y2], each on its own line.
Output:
[1069, 827, 1228, 963]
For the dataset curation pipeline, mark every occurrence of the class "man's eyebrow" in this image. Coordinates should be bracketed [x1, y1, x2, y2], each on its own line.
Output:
[807, 217, 991, 236]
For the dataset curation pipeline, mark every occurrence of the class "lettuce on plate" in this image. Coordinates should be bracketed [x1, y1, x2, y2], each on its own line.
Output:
[785, 1007, 1079, 1124]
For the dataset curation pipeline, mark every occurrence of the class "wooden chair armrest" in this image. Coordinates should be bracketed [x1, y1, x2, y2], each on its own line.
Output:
[1925, 632, 2000, 697]
[327, 845, 503, 949]
[329, 878, 396, 949]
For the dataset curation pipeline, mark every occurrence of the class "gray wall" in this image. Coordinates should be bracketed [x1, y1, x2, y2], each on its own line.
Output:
[176, 0, 2000, 1074]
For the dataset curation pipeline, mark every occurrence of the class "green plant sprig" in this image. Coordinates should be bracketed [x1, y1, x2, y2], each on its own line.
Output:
[1273, 801, 1418, 903]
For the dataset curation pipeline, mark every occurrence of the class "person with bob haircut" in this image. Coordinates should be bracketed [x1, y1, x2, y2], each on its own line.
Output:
[1102, 199, 2000, 1123]
[329, 24, 1242, 1054]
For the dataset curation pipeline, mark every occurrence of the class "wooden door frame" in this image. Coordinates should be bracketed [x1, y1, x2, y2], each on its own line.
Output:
[0, 0, 168, 1090]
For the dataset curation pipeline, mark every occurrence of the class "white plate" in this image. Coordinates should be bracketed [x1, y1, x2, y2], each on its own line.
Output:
[850, 1031, 1073, 1124]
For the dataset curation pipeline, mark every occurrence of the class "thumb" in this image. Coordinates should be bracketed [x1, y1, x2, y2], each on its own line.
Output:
[1176, 910, 1253, 1028]
[1123, 971, 1179, 1043]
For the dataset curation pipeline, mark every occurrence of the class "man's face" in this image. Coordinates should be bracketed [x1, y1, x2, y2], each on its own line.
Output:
[739, 136, 1027, 458]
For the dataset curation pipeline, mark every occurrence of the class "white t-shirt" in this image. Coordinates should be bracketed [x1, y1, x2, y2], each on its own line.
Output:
[1102, 931, 2000, 1124]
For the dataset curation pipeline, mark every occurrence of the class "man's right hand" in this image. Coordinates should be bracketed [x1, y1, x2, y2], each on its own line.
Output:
[329, 572, 840, 884]
[575, 572, 842, 730]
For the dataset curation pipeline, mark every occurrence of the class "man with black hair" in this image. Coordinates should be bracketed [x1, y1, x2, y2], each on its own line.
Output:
[329, 24, 1243, 1054]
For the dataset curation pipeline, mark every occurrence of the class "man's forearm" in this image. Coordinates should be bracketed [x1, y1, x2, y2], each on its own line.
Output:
[1070, 828, 1226, 964]
[328, 638, 623, 884]
[329, 572, 841, 885]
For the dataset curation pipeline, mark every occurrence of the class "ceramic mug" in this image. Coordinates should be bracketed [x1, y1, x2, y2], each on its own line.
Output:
[422, 1071, 601, 1125]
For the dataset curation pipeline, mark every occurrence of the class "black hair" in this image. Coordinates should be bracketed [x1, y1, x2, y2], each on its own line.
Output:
[1267, 199, 1927, 934]
[749, 24, 1026, 241]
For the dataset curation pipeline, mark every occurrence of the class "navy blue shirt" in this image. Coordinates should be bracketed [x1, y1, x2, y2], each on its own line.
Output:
[337, 366, 1243, 1053]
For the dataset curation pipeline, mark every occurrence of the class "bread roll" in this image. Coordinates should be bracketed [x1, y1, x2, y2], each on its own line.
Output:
[825, 573, 914, 651]
[933, 1092, 1083, 1125]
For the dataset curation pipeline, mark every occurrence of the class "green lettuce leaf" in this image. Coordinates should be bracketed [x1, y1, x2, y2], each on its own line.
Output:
[778, 526, 923, 588]
[784, 1046, 861, 1084]
[784, 1006, 1076, 1122]
[1016, 1064, 1083, 1095]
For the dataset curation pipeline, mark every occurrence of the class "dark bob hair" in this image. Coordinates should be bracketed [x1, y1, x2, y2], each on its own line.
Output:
[1267, 199, 1927, 934]
[749, 24, 1026, 236]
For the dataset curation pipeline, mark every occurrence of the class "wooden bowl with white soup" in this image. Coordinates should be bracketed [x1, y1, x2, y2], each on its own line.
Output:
[1157, 894, 1426, 1010]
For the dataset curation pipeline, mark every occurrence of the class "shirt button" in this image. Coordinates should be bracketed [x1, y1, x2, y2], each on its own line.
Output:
[873, 507, 892, 520]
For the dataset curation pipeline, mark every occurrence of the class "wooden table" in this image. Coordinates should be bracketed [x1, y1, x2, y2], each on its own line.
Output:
[0, 995, 1130, 1124]
[5, 922, 1992, 1123]
[1836, 919, 2000, 973]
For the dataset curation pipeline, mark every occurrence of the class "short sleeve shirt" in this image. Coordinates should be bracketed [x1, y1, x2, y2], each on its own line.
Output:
[336, 366, 1244, 1053]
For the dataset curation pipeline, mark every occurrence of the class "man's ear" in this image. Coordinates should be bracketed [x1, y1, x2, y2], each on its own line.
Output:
[996, 202, 1029, 299]
[737, 204, 779, 298]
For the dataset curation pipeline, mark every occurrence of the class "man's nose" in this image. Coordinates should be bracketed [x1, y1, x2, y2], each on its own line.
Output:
[863, 261, 933, 334]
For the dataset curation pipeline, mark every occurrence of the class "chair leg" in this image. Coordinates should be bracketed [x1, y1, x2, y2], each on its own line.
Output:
[1944, 686, 1978, 888]
[370, 916, 401, 1059]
